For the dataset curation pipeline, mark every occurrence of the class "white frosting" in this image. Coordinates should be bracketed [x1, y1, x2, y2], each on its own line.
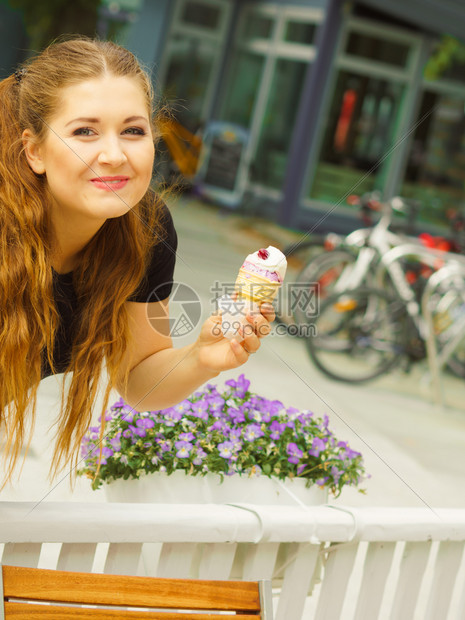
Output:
[242, 246, 287, 280]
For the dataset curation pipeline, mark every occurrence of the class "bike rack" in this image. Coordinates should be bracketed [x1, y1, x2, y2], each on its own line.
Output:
[421, 261, 465, 407]
[378, 244, 465, 405]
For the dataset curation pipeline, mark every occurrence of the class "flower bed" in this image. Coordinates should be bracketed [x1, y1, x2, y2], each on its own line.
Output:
[79, 375, 367, 497]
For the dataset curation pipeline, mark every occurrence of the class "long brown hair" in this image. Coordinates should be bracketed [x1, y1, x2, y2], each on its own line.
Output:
[0, 36, 166, 487]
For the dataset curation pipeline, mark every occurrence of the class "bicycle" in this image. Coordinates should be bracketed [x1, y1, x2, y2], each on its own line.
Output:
[287, 194, 424, 331]
[275, 192, 386, 330]
[289, 195, 465, 329]
[305, 244, 465, 383]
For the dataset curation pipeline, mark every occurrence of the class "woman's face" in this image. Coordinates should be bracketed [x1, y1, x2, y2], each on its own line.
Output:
[24, 75, 155, 223]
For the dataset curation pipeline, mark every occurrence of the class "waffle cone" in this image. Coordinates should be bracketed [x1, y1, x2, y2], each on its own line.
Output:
[235, 268, 281, 303]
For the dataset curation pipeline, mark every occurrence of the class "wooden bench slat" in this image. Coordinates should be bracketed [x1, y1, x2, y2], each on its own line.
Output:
[5, 602, 261, 619]
[3, 566, 261, 611]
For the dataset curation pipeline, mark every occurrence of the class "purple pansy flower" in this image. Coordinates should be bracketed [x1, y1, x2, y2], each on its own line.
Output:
[175, 441, 193, 458]
[309, 437, 326, 457]
[136, 418, 155, 430]
[218, 441, 234, 459]
[287, 442, 303, 464]
[270, 420, 285, 440]
[164, 408, 184, 426]
[243, 424, 264, 442]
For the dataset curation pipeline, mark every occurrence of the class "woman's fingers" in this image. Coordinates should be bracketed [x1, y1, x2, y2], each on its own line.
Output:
[260, 302, 276, 323]
[231, 338, 253, 361]
[244, 307, 273, 338]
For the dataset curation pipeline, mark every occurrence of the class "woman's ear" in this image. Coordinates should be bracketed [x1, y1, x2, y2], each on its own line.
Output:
[22, 129, 46, 174]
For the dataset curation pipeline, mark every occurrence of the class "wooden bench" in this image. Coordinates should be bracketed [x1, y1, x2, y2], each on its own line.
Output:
[0, 564, 273, 619]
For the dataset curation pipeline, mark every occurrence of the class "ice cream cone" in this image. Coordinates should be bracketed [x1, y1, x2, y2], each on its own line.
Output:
[235, 268, 281, 304]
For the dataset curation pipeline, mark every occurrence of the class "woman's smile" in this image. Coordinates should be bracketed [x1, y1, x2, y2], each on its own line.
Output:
[90, 176, 130, 191]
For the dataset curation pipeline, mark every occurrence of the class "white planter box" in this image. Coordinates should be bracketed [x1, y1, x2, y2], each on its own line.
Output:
[105, 470, 328, 505]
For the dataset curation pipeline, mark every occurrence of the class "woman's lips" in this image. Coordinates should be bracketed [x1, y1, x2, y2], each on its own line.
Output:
[90, 176, 129, 191]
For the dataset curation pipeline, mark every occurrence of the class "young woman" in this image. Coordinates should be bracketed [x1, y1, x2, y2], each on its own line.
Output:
[0, 36, 274, 486]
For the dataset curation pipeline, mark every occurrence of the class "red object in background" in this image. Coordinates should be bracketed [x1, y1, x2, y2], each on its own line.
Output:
[334, 89, 357, 152]
[346, 194, 360, 206]
[418, 232, 452, 253]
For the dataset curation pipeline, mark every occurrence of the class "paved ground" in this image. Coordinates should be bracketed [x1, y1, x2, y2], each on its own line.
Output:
[2, 195, 465, 511]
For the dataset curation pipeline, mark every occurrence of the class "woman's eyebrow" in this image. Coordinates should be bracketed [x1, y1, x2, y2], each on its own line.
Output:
[65, 115, 148, 127]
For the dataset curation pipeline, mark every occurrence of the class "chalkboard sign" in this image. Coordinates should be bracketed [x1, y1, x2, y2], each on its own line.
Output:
[204, 137, 243, 191]
[195, 122, 249, 208]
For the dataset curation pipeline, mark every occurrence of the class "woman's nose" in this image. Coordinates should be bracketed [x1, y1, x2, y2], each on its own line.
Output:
[97, 137, 127, 166]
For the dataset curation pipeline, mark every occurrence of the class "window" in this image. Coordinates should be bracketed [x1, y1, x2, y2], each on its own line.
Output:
[252, 59, 308, 188]
[401, 92, 465, 225]
[310, 71, 404, 202]
[284, 21, 317, 46]
[345, 32, 410, 68]
[221, 52, 266, 128]
[163, 35, 216, 130]
[220, 4, 322, 194]
[307, 17, 417, 207]
[181, 1, 221, 30]
[159, 0, 231, 130]
[241, 14, 273, 41]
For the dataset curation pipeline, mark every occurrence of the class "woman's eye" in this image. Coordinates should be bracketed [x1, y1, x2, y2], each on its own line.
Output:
[73, 127, 94, 136]
[124, 127, 146, 136]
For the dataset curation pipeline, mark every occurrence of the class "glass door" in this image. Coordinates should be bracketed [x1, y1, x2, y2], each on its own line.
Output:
[162, 34, 218, 131]
[307, 16, 420, 208]
[311, 71, 404, 201]
[159, 0, 231, 131]
[220, 51, 266, 129]
[219, 3, 323, 195]
[252, 58, 308, 188]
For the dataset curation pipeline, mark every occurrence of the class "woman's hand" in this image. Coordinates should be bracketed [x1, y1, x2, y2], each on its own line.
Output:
[194, 303, 276, 373]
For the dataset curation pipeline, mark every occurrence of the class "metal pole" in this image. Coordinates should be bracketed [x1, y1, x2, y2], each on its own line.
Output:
[278, 0, 345, 228]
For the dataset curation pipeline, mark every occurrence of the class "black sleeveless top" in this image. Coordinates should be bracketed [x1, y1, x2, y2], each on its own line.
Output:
[41, 206, 177, 379]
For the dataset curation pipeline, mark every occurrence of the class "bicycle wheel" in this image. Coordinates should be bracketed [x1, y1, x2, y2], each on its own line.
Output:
[292, 249, 357, 328]
[275, 235, 328, 329]
[306, 287, 409, 383]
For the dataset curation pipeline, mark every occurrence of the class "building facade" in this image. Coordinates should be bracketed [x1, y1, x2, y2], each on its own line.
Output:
[2, 0, 464, 232]
[127, 0, 465, 233]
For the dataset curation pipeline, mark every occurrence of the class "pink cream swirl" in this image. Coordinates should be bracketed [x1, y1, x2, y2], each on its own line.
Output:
[241, 261, 282, 282]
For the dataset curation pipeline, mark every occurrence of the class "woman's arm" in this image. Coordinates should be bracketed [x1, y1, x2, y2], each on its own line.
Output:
[116, 298, 274, 413]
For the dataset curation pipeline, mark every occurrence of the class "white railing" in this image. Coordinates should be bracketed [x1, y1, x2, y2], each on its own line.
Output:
[1, 502, 465, 619]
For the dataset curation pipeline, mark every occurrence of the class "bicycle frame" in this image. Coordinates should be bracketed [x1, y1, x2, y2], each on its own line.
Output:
[330, 205, 415, 294]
